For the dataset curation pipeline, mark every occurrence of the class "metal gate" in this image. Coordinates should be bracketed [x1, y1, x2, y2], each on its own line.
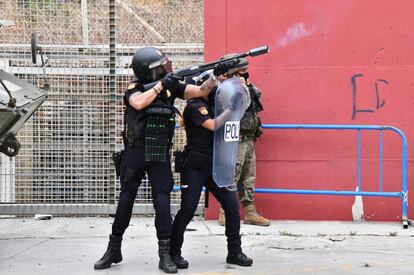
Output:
[0, 0, 204, 215]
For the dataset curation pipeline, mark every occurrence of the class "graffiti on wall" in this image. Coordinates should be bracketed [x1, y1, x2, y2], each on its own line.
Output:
[351, 74, 389, 120]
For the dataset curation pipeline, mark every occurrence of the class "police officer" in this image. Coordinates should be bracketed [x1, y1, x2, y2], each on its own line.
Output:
[170, 84, 253, 269]
[218, 56, 270, 226]
[93, 47, 232, 274]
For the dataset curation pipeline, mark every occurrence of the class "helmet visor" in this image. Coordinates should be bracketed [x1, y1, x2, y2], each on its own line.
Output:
[148, 56, 173, 81]
[150, 66, 167, 81]
[148, 56, 172, 71]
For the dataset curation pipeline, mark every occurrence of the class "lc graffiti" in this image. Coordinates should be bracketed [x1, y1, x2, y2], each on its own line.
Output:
[351, 74, 389, 120]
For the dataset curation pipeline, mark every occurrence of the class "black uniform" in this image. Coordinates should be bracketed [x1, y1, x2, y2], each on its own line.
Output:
[111, 81, 186, 240]
[94, 46, 249, 272]
[170, 98, 242, 257]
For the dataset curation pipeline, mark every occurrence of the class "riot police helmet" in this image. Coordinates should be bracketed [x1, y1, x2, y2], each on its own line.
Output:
[131, 47, 173, 84]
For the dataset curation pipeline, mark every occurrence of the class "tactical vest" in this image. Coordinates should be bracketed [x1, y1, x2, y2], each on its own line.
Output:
[125, 96, 176, 162]
[239, 84, 263, 138]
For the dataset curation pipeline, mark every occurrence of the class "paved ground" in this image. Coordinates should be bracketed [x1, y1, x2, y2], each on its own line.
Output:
[1, 217, 414, 275]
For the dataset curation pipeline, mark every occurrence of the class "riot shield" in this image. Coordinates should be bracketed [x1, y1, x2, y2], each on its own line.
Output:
[212, 77, 248, 187]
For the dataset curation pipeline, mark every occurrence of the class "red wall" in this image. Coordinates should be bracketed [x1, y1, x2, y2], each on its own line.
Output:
[204, 0, 414, 221]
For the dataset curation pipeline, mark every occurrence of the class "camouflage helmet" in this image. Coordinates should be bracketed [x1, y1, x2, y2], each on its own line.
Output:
[221, 53, 249, 75]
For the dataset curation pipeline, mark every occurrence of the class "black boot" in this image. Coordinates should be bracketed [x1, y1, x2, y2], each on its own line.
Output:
[171, 255, 189, 269]
[226, 252, 253, 266]
[94, 234, 123, 270]
[158, 240, 178, 274]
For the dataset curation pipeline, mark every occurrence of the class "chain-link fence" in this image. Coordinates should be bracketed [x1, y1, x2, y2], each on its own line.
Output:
[0, 0, 204, 215]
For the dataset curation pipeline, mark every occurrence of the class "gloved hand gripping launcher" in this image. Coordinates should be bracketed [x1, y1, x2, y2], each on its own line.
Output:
[142, 45, 270, 91]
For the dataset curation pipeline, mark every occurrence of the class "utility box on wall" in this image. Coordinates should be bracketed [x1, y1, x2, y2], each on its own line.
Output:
[204, 0, 414, 221]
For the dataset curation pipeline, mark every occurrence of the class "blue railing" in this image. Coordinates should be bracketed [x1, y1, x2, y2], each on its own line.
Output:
[172, 124, 408, 227]
[256, 124, 408, 228]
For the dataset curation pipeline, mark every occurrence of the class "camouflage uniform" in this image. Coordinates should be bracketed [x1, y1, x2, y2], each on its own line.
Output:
[218, 55, 269, 226]
[220, 82, 269, 226]
[235, 137, 256, 204]
[235, 83, 263, 205]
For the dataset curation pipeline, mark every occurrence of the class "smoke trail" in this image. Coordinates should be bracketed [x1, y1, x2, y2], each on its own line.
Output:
[276, 22, 314, 47]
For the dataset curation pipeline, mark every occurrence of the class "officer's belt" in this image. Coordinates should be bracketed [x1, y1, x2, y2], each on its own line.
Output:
[185, 149, 212, 170]
[185, 143, 212, 170]
[186, 143, 212, 155]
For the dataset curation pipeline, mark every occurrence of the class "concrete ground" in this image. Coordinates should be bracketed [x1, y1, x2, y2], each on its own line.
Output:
[1, 217, 414, 275]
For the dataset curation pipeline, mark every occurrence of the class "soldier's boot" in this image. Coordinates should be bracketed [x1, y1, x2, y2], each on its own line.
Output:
[171, 255, 189, 269]
[218, 206, 225, 226]
[158, 240, 178, 274]
[94, 234, 123, 270]
[243, 203, 270, 226]
[226, 252, 253, 266]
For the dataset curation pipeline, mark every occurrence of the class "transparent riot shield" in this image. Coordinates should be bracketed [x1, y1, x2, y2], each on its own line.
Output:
[212, 77, 248, 187]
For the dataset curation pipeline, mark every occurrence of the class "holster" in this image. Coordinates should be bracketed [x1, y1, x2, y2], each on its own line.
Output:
[173, 149, 186, 173]
[112, 150, 124, 178]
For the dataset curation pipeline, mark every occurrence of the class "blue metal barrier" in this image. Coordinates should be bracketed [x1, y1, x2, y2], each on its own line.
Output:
[172, 123, 408, 227]
[257, 124, 408, 228]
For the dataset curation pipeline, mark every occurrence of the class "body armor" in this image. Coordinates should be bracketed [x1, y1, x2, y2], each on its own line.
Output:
[124, 47, 176, 162]
[239, 84, 263, 138]
[125, 95, 176, 162]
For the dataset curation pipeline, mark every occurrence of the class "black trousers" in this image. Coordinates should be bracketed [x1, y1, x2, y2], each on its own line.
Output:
[170, 166, 242, 256]
[111, 145, 174, 240]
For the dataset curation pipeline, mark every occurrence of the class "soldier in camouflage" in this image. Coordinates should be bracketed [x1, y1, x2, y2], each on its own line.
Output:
[218, 55, 270, 227]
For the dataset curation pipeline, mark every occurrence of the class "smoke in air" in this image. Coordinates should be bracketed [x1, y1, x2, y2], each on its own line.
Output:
[276, 22, 313, 47]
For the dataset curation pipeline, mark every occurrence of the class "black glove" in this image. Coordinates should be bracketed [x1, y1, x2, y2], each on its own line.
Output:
[162, 73, 182, 91]
[213, 59, 239, 76]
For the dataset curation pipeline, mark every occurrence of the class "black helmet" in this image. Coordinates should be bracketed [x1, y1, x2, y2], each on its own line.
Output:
[131, 47, 173, 84]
